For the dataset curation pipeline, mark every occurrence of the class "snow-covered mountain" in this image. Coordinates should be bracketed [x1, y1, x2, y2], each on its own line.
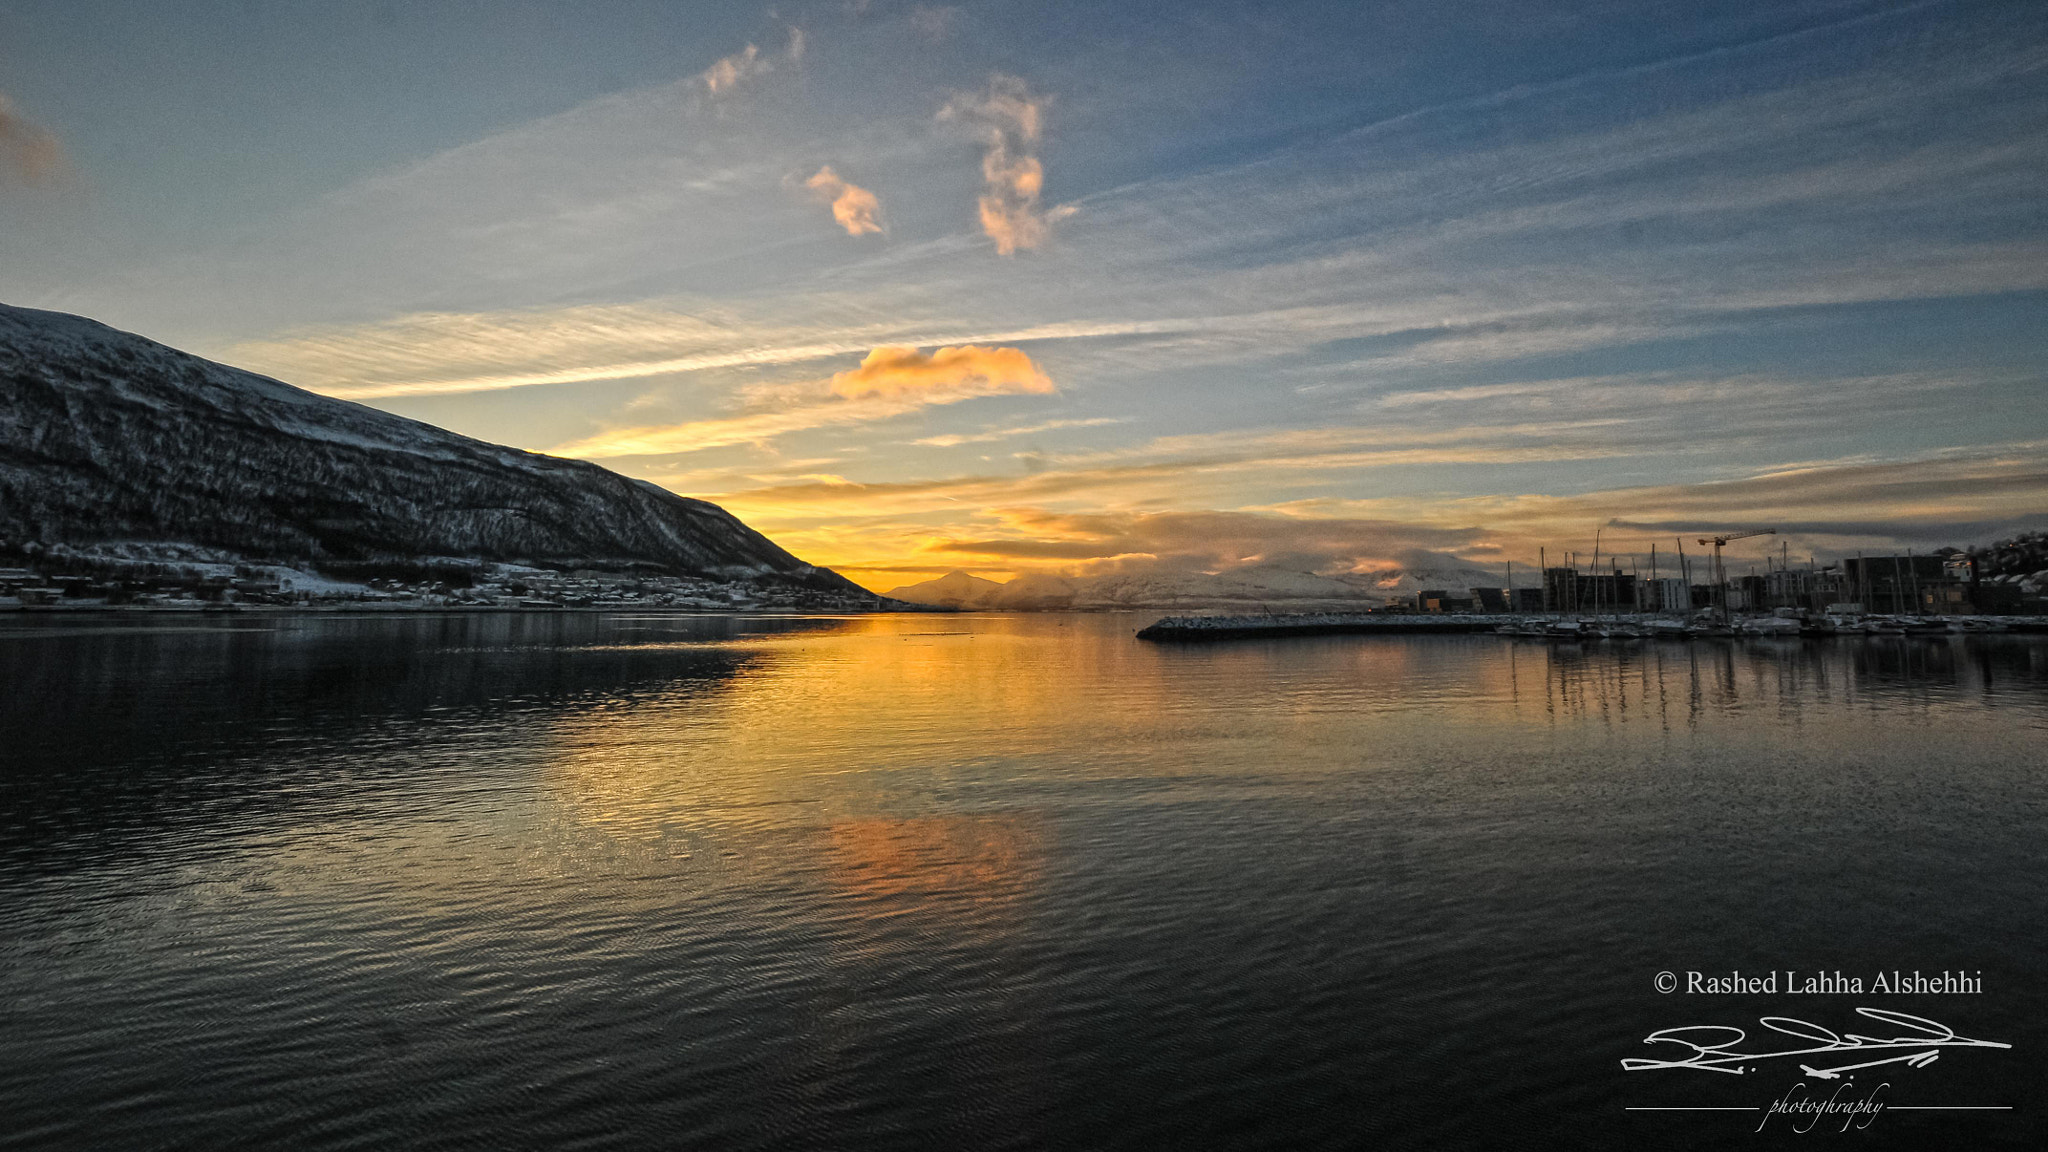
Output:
[879, 570, 1009, 608]
[886, 563, 1515, 611]
[1349, 562, 1521, 597]
[0, 303, 861, 591]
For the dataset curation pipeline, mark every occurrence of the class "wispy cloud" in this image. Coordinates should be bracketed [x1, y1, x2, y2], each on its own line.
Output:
[940, 75, 1071, 254]
[0, 92, 63, 185]
[803, 165, 884, 235]
[914, 417, 1122, 447]
[723, 442, 2048, 586]
[919, 507, 1481, 572]
[681, 362, 2036, 580]
[1297, 440, 2048, 563]
[233, 307, 1185, 399]
[45, 3, 2044, 590]
[552, 401, 915, 458]
[909, 6, 960, 43]
[168, 13, 2047, 414]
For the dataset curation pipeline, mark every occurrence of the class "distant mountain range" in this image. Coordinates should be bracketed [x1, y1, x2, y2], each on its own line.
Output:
[885, 562, 1516, 611]
[0, 303, 864, 595]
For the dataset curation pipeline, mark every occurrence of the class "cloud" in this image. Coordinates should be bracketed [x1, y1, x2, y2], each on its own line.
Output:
[1270, 442, 2048, 563]
[549, 344, 1055, 458]
[0, 93, 63, 185]
[702, 424, 1641, 523]
[803, 165, 884, 235]
[945, 73, 1040, 143]
[920, 508, 1483, 573]
[699, 44, 766, 94]
[175, 13, 2048, 409]
[914, 417, 1122, 447]
[553, 403, 904, 458]
[940, 75, 1070, 254]
[229, 303, 899, 400]
[700, 26, 806, 95]
[234, 301, 1181, 400]
[909, 6, 959, 43]
[711, 443, 2048, 587]
[827, 344, 1052, 399]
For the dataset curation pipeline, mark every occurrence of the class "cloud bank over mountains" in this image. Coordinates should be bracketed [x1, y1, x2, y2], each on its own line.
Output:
[4, 1, 2044, 590]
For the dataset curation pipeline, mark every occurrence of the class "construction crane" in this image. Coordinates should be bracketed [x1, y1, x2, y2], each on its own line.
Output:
[1697, 529, 1776, 622]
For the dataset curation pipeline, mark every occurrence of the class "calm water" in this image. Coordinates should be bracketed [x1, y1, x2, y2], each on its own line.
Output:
[3, 612, 2045, 1150]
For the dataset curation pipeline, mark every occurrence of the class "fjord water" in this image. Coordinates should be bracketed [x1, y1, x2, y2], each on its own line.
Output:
[3, 614, 2044, 1150]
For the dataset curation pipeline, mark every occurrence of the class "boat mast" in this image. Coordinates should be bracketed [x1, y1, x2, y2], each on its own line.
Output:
[1676, 537, 1690, 615]
[1592, 528, 1603, 620]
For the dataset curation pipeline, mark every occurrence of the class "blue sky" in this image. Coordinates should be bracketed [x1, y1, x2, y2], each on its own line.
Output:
[2, 0, 2043, 587]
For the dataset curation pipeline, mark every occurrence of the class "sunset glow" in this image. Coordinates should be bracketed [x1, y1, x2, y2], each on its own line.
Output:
[4, 2, 2042, 592]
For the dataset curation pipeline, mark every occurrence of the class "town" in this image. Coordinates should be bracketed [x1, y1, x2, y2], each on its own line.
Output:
[1138, 531, 2048, 641]
[1402, 533, 2046, 618]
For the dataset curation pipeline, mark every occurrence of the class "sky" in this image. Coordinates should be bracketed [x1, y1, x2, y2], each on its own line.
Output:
[2, 0, 2044, 591]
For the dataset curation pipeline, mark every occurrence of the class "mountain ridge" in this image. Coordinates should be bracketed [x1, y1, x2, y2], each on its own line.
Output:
[885, 561, 1516, 611]
[0, 302, 864, 595]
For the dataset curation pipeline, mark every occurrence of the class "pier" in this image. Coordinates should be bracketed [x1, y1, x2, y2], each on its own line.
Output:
[1135, 613, 1500, 641]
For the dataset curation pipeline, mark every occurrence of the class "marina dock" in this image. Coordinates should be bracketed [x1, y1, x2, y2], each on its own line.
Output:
[1135, 612, 2048, 642]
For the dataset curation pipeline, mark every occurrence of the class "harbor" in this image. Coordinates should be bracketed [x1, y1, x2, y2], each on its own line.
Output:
[1136, 612, 2048, 642]
[1140, 529, 2048, 642]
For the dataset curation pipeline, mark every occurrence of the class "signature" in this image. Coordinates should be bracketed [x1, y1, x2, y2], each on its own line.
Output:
[1757, 1081, 1888, 1134]
[1622, 1007, 2010, 1080]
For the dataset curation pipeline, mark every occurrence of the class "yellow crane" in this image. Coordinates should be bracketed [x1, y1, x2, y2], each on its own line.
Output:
[1697, 529, 1776, 622]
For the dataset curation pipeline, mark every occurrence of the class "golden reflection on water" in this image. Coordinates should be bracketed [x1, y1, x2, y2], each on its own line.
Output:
[826, 815, 1043, 906]
[158, 617, 2025, 954]
[541, 616, 2036, 842]
[7, 613, 2045, 1152]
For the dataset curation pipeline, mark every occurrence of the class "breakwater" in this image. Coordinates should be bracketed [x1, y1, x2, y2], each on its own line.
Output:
[1135, 613, 1500, 641]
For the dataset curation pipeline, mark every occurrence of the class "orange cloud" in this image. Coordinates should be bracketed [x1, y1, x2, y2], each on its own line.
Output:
[828, 344, 1053, 399]
[700, 27, 804, 96]
[804, 165, 884, 236]
[700, 43, 764, 94]
[941, 75, 1069, 254]
[550, 344, 1055, 458]
[0, 93, 63, 185]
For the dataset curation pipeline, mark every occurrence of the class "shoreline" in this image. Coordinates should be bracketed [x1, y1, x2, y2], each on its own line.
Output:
[0, 601, 931, 617]
[1135, 611, 2048, 641]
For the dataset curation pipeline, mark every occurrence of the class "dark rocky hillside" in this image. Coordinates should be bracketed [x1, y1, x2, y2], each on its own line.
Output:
[0, 303, 860, 592]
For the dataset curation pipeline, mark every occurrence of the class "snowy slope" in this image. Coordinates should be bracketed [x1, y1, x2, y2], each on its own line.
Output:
[1070, 566, 1386, 609]
[0, 303, 858, 589]
[1349, 563, 1518, 597]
